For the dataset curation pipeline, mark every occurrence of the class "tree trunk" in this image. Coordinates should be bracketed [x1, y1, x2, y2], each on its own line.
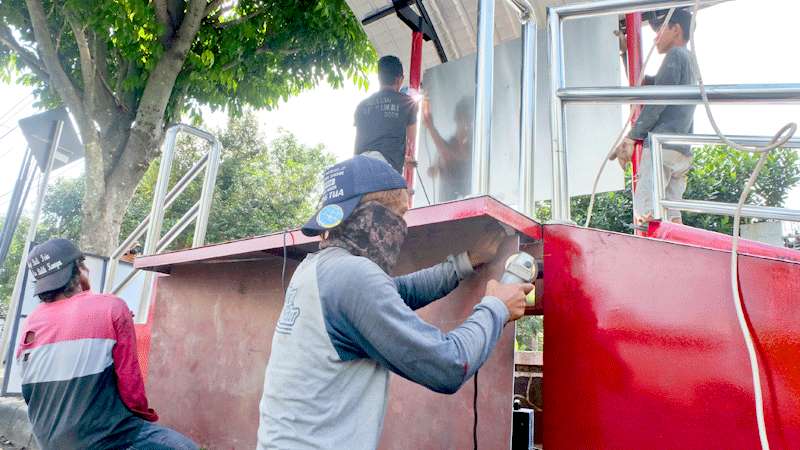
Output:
[79, 130, 162, 257]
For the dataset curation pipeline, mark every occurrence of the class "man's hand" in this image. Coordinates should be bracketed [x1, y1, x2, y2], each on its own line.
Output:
[422, 97, 433, 127]
[468, 226, 506, 267]
[485, 280, 534, 323]
[609, 137, 635, 170]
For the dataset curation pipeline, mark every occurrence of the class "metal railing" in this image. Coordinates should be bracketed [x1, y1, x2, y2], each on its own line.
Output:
[102, 124, 222, 322]
[547, 0, 800, 222]
[650, 133, 800, 222]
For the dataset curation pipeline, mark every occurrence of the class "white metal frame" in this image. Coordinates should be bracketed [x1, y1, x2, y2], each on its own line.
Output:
[102, 124, 222, 323]
[546, 0, 800, 222]
[650, 133, 800, 222]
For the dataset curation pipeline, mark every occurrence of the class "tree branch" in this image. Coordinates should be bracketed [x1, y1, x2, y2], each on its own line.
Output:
[204, 0, 226, 18]
[25, 0, 85, 113]
[212, 6, 268, 29]
[154, 0, 174, 44]
[0, 24, 49, 81]
[66, 14, 96, 114]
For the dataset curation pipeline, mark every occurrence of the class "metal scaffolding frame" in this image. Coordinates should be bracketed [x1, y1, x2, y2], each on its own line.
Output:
[650, 133, 800, 222]
[546, 0, 800, 222]
[102, 124, 222, 323]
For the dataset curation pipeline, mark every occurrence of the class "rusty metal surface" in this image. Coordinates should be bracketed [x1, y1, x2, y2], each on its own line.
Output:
[144, 214, 525, 449]
[543, 224, 800, 450]
[145, 257, 296, 449]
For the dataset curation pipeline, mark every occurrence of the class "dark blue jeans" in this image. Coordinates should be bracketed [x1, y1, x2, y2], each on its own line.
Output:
[127, 421, 199, 450]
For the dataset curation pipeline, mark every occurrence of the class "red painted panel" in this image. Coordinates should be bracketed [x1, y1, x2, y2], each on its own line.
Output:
[647, 220, 800, 263]
[543, 224, 800, 449]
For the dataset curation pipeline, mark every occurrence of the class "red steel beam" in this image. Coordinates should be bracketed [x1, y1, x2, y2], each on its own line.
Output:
[404, 31, 424, 205]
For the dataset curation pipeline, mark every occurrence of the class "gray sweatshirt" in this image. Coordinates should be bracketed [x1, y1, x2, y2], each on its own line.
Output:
[257, 246, 508, 450]
[629, 46, 696, 155]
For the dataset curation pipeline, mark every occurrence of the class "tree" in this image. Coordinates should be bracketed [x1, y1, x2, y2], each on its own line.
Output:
[0, 0, 373, 255]
[37, 112, 334, 251]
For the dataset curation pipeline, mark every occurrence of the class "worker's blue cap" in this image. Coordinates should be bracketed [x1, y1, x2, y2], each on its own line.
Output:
[301, 155, 407, 236]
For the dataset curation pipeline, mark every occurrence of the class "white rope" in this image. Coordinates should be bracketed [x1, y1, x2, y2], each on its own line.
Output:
[688, 1, 796, 449]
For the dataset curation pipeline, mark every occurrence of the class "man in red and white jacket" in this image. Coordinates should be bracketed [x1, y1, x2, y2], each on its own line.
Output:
[16, 238, 197, 450]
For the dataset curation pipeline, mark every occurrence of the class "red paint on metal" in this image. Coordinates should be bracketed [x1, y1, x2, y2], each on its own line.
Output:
[647, 220, 800, 263]
[543, 224, 800, 449]
[142, 216, 521, 449]
[135, 197, 542, 273]
[626, 13, 644, 235]
[134, 274, 163, 384]
[409, 31, 423, 90]
[404, 30, 424, 205]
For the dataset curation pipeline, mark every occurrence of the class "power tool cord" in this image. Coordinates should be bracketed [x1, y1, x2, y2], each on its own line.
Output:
[473, 370, 478, 450]
[687, 1, 795, 449]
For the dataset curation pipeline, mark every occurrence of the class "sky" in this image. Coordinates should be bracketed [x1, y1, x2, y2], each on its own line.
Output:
[0, 0, 798, 232]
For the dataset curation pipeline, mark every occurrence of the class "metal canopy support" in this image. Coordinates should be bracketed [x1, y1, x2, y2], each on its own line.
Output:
[0, 121, 63, 368]
[0, 149, 36, 266]
[519, 17, 537, 216]
[361, 0, 448, 64]
[472, 0, 495, 196]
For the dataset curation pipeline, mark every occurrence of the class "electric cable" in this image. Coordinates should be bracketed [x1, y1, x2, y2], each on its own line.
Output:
[416, 169, 432, 205]
[687, 1, 795, 448]
[473, 369, 478, 450]
[0, 125, 20, 144]
[584, 8, 676, 227]
[0, 92, 33, 124]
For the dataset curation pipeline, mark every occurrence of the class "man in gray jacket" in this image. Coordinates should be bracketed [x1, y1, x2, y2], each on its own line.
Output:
[611, 8, 696, 224]
[257, 155, 531, 449]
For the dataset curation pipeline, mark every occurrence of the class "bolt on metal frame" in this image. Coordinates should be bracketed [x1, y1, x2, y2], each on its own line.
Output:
[650, 133, 800, 222]
[102, 124, 222, 323]
[547, 0, 800, 222]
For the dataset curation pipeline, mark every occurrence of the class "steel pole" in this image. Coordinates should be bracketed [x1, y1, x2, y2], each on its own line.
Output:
[472, 0, 495, 196]
[548, 10, 570, 221]
[649, 136, 668, 221]
[519, 18, 537, 216]
[553, 0, 728, 19]
[557, 84, 800, 104]
[193, 139, 221, 247]
[0, 121, 63, 369]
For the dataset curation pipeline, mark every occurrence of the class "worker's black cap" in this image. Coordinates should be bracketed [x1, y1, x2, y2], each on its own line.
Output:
[301, 155, 407, 236]
[27, 238, 83, 295]
[645, 7, 693, 32]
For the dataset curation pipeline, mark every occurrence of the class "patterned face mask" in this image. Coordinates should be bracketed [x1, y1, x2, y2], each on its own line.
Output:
[319, 201, 408, 273]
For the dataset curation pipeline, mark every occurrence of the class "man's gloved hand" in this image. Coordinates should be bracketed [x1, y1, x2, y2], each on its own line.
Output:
[467, 225, 506, 268]
[485, 280, 534, 323]
[609, 137, 635, 170]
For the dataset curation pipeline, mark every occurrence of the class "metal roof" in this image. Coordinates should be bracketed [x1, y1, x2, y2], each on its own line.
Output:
[345, 0, 597, 73]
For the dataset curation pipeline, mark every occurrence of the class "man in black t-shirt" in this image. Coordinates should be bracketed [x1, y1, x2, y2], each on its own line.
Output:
[354, 55, 419, 174]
